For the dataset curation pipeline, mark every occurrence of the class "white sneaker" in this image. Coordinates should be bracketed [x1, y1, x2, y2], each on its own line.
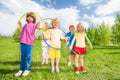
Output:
[75, 71, 79, 74]
[41, 61, 45, 65]
[14, 70, 23, 77]
[68, 62, 71, 66]
[22, 70, 30, 77]
[56, 67, 60, 73]
[45, 62, 48, 64]
[51, 67, 55, 73]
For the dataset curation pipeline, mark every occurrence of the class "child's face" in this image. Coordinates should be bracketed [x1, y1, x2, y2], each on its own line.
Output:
[69, 27, 75, 32]
[27, 16, 34, 23]
[52, 20, 59, 28]
[77, 25, 84, 32]
[45, 22, 50, 28]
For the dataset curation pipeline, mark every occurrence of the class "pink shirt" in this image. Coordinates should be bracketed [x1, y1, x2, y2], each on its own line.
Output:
[20, 23, 38, 45]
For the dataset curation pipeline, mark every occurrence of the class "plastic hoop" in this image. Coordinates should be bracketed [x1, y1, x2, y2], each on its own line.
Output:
[18, 12, 42, 33]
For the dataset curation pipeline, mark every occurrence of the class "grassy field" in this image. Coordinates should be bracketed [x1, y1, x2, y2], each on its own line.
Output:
[0, 38, 120, 80]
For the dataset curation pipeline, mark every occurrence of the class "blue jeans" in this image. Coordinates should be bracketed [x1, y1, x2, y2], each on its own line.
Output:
[20, 43, 33, 71]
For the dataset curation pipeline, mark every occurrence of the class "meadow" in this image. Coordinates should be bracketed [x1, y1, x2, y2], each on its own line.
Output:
[0, 38, 120, 80]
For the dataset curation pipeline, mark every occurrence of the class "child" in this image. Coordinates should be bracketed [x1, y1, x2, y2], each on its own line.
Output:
[44, 18, 67, 73]
[15, 12, 40, 77]
[41, 22, 50, 64]
[65, 25, 76, 66]
[70, 23, 93, 74]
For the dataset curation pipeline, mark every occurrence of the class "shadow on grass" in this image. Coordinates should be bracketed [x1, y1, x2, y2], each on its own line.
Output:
[0, 69, 18, 74]
[94, 46, 120, 50]
[104, 52, 120, 54]
[0, 61, 20, 65]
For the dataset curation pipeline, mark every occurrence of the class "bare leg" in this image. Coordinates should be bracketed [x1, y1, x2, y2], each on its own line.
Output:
[68, 54, 72, 66]
[56, 58, 60, 73]
[75, 55, 79, 67]
[80, 56, 86, 72]
[51, 58, 55, 73]
[74, 54, 79, 73]
[80, 56, 84, 66]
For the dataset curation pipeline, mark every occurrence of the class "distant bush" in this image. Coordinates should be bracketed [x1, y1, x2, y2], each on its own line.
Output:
[13, 27, 21, 42]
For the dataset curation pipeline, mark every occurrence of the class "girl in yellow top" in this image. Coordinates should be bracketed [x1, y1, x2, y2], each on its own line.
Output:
[70, 23, 93, 74]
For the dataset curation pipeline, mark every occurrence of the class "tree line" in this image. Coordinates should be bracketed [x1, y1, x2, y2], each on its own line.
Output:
[87, 13, 120, 46]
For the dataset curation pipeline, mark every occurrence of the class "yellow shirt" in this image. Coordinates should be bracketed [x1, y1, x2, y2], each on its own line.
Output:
[41, 27, 49, 35]
[75, 32, 86, 47]
[41, 27, 50, 46]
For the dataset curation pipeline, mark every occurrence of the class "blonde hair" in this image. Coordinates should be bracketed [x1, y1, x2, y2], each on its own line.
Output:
[26, 12, 36, 23]
[77, 23, 85, 33]
[51, 18, 60, 26]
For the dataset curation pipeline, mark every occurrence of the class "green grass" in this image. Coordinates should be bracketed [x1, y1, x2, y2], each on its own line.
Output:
[0, 38, 120, 80]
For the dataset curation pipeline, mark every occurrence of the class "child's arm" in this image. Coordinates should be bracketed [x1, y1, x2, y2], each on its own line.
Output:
[85, 34, 93, 49]
[60, 31, 68, 41]
[43, 30, 50, 40]
[36, 22, 41, 30]
[69, 37, 75, 50]
[18, 21, 22, 32]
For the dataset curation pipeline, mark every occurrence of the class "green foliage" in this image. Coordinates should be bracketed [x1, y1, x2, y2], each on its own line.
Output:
[112, 13, 120, 44]
[87, 22, 112, 46]
[13, 27, 21, 42]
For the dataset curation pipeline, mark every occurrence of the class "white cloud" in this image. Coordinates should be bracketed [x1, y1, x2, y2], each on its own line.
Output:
[0, 0, 80, 36]
[95, 0, 120, 16]
[91, 16, 115, 26]
[83, 14, 90, 19]
[86, 6, 91, 10]
[80, 21, 89, 29]
[79, 0, 101, 6]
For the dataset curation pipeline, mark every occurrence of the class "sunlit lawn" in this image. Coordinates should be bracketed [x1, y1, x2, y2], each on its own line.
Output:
[0, 38, 120, 80]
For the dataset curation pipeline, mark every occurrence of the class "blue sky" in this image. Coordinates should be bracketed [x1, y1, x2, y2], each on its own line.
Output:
[0, 0, 120, 36]
[32, 0, 120, 26]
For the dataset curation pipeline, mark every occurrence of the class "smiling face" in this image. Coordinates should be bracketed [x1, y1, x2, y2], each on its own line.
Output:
[26, 12, 36, 23]
[27, 16, 34, 23]
[52, 18, 60, 28]
[77, 23, 85, 33]
[69, 25, 75, 33]
[45, 22, 50, 28]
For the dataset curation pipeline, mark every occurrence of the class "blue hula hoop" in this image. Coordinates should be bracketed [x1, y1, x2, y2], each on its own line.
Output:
[42, 27, 70, 50]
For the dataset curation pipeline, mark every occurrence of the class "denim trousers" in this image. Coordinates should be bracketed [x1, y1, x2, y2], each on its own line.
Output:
[20, 43, 33, 71]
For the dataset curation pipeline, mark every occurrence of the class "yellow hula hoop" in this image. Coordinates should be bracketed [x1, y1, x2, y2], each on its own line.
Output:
[18, 12, 42, 34]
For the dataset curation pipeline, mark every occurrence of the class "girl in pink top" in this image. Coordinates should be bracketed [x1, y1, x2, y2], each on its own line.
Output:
[15, 12, 40, 77]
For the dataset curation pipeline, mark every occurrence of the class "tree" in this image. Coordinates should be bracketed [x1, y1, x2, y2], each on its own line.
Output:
[113, 13, 120, 45]
[87, 22, 112, 45]
[98, 22, 111, 45]
[13, 27, 21, 42]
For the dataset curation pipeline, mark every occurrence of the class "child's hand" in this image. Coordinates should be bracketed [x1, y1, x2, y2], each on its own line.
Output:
[69, 46, 73, 50]
[18, 21, 22, 26]
[90, 45, 93, 49]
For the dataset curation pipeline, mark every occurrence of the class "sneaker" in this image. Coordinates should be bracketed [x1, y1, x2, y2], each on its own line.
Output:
[14, 70, 23, 77]
[80, 66, 86, 72]
[22, 70, 30, 77]
[68, 62, 71, 66]
[45, 61, 48, 64]
[51, 67, 55, 73]
[56, 67, 60, 73]
[75, 67, 79, 74]
[75, 71, 79, 74]
[41, 61, 45, 65]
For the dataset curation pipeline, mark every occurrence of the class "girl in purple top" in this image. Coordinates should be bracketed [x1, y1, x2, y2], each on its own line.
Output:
[15, 12, 40, 77]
